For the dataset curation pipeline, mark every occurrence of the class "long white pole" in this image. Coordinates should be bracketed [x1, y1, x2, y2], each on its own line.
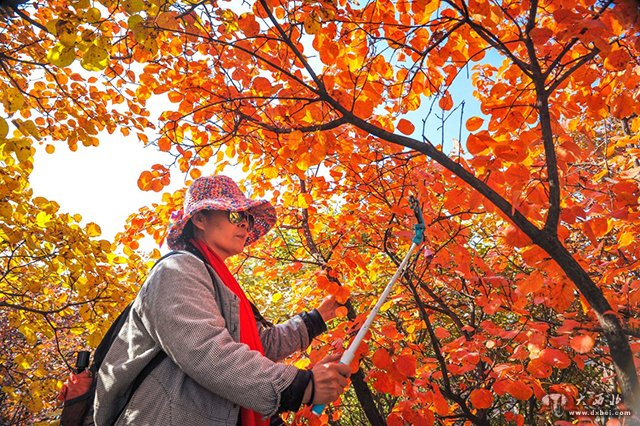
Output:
[311, 242, 419, 415]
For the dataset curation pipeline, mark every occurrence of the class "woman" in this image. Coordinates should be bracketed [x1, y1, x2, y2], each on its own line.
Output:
[94, 175, 350, 425]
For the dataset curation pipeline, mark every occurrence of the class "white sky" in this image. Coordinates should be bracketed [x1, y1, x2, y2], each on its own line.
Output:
[30, 138, 180, 241]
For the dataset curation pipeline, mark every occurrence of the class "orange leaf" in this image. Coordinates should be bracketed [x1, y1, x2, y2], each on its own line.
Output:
[168, 91, 184, 102]
[466, 133, 489, 155]
[137, 170, 153, 190]
[469, 388, 494, 409]
[158, 137, 171, 152]
[465, 116, 484, 131]
[397, 118, 415, 135]
[570, 335, 595, 354]
[438, 91, 453, 110]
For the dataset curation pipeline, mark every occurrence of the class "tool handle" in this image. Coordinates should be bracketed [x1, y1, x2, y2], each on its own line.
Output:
[311, 243, 418, 416]
[310, 358, 348, 415]
[311, 402, 326, 415]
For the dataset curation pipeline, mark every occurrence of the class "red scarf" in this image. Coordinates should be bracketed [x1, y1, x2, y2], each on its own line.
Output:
[191, 239, 267, 426]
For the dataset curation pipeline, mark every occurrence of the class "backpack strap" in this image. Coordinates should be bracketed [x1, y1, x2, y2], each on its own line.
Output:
[90, 304, 134, 376]
[90, 251, 181, 376]
[103, 251, 181, 425]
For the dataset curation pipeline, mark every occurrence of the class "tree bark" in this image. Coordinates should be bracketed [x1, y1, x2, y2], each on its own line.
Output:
[351, 368, 387, 426]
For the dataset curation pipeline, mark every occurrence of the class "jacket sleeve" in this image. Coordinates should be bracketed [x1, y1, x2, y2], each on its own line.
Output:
[258, 310, 327, 362]
[137, 252, 299, 417]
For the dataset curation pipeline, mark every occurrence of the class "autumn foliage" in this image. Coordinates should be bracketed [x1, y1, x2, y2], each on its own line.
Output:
[1, 0, 639, 424]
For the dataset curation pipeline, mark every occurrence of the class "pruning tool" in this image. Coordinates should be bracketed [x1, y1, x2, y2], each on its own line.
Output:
[312, 196, 425, 415]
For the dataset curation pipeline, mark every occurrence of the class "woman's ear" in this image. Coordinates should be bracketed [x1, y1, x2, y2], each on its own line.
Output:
[190, 212, 207, 231]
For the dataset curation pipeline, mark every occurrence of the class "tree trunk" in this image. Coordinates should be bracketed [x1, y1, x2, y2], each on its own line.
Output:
[536, 236, 640, 413]
[351, 368, 387, 426]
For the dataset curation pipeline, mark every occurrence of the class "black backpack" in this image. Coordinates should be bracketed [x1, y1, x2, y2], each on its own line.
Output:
[59, 252, 179, 426]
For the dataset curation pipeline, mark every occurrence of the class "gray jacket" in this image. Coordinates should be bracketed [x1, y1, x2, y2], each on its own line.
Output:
[94, 251, 312, 425]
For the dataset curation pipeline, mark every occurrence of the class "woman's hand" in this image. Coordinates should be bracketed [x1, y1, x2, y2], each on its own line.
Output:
[316, 295, 340, 322]
[303, 353, 351, 405]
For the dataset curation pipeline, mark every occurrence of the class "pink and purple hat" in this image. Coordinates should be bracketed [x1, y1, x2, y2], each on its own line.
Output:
[166, 175, 276, 250]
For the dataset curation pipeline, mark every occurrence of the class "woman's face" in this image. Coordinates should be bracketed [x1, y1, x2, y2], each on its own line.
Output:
[192, 210, 250, 259]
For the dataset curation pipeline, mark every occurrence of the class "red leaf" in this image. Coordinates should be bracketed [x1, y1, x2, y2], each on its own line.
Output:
[396, 355, 416, 377]
[432, 384, 449, 416]
[527, 358, 552, 378]
[469, 388, 494, 409]
[372, 348, 393, 371]
[507, 381, 533, 401]
[540, 348, 572, 369]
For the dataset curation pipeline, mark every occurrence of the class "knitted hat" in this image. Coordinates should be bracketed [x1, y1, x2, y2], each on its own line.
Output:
[166, 175, 276, 250]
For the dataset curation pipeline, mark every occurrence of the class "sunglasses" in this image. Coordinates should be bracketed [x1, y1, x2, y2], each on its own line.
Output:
[228, 211, 254, 230]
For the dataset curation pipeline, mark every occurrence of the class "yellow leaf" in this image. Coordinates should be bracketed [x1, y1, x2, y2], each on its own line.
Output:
[86, 222, 102, 237]
[0, 117, 8, 138]
[294, 358, 310, 369]
[46, 19, 59, 34]
[0, 201, 13, 218]
[47, 43, 76, 67]
[297, 193, 312, 208]
[74, 0, 90, 9]
[56, 20, 77, 47]
[18, 326, 38, 346]
[81, 44, 110, 71]
[4, 88, 25, 113]
[296, 153, 311, 172]
[380, 300, 393, 312]
[225, 143, 235, 158]
[36, 212, 52, 227]
[220, 9, 239, 32]
[271, 292, 283, 302]
[85, 7, 101, 23]
[128, 14, 144, 29]
[123, 0, 146, 14]
[262, 167, 278, 179]
[618, 231, 634, 248]
[13, 119, 42, 140]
